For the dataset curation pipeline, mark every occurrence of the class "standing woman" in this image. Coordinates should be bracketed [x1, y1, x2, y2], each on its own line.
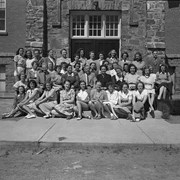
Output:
[106, 49, 119, 64]
[77, 48, 87, 67]
[124, 64, 139, 92]
[156, 64, 172, 100]
[89, 81, 108, 119]
[56, 49, 71, 66]
[14, 48, 26, 81]
[132, 82, 148, 122]
[18, 80, 39, 119]
[74, 81, 91, 120]
[25, 49, 33, 72]
[139, 66, 156, 118]
[132, 52, 145, 76]
[113, 82, 133, 120]
[51, 80, 75, 119]
[119, 52, 130, 68]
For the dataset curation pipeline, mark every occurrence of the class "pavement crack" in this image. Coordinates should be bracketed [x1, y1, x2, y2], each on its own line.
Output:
[38, 123, 56, 142]
[136, 124, 155, 144]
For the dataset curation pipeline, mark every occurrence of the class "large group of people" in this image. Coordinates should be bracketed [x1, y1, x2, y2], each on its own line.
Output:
[2, 47, 173, 122]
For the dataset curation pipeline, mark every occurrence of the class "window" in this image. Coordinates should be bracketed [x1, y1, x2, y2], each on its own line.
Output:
[71, 11, 120, 39]
[0, 0, 6, 32]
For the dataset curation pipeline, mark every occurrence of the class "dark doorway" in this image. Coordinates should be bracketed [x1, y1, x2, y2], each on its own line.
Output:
[71, 39, 119, 59]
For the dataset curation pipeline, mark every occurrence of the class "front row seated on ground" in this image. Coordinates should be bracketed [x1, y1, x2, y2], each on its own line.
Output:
[3, 79, 160, 122]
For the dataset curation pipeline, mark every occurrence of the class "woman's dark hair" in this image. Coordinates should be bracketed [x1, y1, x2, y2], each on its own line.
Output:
[61, 62, 68, 69]
[74, 53, 79, 58]
[102, 60, 109, 66]
[159, 63, 168, 73]
[142, 66, 150, 76]
[90, 62, 97, 70]
[17, 85, 26, 95]
[28, 80, 37, 89]
[121, 82, 129, 89]
[16, 48, 24, 55]
[24, 49, 33, 59]
[74, 62, 81, 68]
[100, 65, 108, 71]
[79, 80, 87, 89]
[121, 52, 129, 58]
[134, 52, 142, 62]
[128, 64, 137, 73]
[123, 63, 129, 71]
[64, 80, 72, 87]
[60, 48, 67, 54]
[66, 64, 72, 69]
[136, 81, 145, 90]
[107, 82, 115, 89]
[45, 82, 53, 90]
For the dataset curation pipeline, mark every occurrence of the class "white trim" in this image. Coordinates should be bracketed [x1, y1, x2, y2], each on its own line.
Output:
[0, 0, 6, 32]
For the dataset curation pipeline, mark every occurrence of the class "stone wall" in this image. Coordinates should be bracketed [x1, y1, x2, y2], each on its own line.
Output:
[146, 1, 166, 56]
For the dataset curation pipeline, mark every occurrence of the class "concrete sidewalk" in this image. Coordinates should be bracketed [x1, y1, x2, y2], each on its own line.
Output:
[0, 116, 180, 145]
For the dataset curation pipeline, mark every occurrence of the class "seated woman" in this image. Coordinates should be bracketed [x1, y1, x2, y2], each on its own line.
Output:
[60, 62, 67, 75]
[18, 80, 39, 119]
[124, 64, 139, 92]
[122, 63, 129, 77]
[156, 64, 172, 100]
[73, 81, 91, 120]
[112, 66, 125, 91]
[90, 62, 98, 76]
[51, 80, 75, 119]
[119, 51, 130, 68]
[103, 83, 119, 120]
[113, 82, 133, 120]
[2, 86, 26, 119]
[27, 61, 38, 82]
[139, 66, 156, 118]
[13, 73, 27, 92]
[97, 65, 112, 90]
[132, 82, 148, 122]
[89, 81, 108, 119]
[73, 62, 82, 77]
[62, 64, 80, 90]
[35, 82, 58, 118]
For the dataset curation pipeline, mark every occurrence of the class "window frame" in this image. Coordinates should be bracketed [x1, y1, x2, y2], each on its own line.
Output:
[70, 11, 121, 39]
[0, 0, 6, 33]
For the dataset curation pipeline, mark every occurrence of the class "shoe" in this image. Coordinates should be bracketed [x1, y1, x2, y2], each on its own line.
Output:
[77, 116, 82, 121]
[25, 114, 31, 118]
[150, 110, 155, 118]
[127, 114, 134, 121]
[135, 118, 140, 122]
[26, 114, 36, 119]
[43, 114, 52, 119]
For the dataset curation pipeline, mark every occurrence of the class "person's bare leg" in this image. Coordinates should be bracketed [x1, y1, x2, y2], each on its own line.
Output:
[22, 105, 34, 115]
[163, 87, 167, 99]
[157, 86, 164, 100]
[89, 102, 98, 117]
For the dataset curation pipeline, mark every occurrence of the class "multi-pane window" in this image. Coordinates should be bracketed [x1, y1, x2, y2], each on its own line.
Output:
[106, 15, 118, 37]
[89, 15, 101, 36]
[0, 0, 6, 31]
[72, 15, 85, 37]
[71, 12, 120, 38]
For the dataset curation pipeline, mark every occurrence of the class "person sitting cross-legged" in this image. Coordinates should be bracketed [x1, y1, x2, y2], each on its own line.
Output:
[73, 81, 91, 120]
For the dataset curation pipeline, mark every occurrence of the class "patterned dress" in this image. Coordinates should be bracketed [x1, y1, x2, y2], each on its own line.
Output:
[54, 89, 75, 116]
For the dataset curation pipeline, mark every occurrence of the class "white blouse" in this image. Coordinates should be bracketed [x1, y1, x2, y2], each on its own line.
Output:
[106, 90, 119, 105]
[77, 90, 89, 101]
[133, 89, 147, 101]
[119, 91, 133, 103]
[139, 74, 156, 90]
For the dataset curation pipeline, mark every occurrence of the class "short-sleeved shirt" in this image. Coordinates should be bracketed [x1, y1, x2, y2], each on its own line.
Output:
[26, 88, 39, 103]
[124, 73, 139, 89]
[14, 55, 26, 68]
[106, 90, 119, 105]
[26, 59, 34, 69]
[139, 74, 156, 90]
[77, 90, 89, 101]
[44, 88, 57, 102]
[134, 89, 147, 101]
[119, 91, 133, 103]
[56, 57, 71, 66]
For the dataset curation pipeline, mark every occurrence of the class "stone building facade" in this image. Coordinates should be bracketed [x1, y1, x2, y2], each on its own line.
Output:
[0, 0, 180, 93]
